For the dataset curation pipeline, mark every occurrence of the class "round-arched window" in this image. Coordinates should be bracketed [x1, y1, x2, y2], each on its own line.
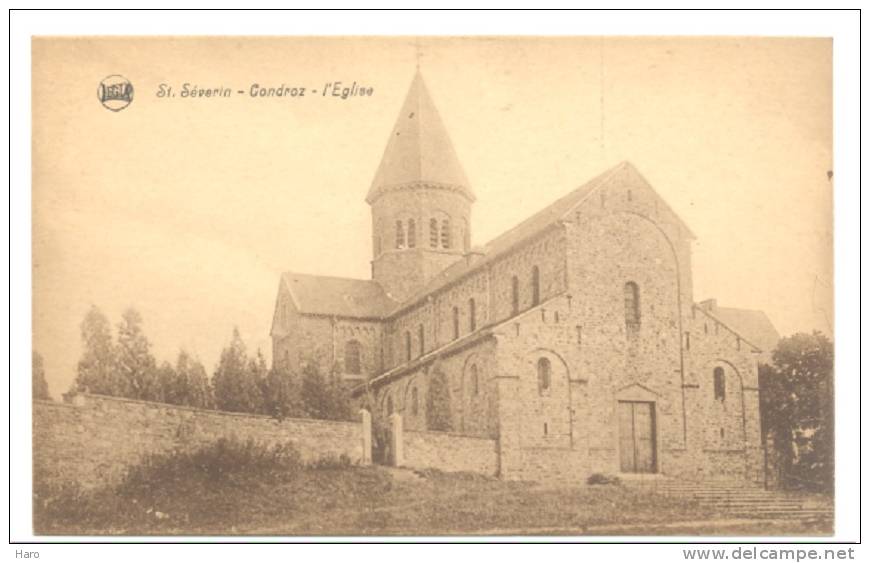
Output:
[537, 357, 551, 394]
[713, 366, 726, 401]
[345, 340, 361, 375]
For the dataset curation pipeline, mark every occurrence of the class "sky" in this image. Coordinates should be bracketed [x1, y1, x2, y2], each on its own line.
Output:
[31, 36, 833, 399]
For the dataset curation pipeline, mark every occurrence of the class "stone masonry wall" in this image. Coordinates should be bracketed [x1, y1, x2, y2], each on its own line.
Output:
[272, 292, 334, 377]
[371, 188, 470, 303]
[489, 228, 567, 324]
[334, 319, 384, 380]
[402, 429, 498, 476]
[33, 394, 367, 490]
[681, 305, 764, 482]
[374, 338, 498, 438]
[488, 166, 763, 484]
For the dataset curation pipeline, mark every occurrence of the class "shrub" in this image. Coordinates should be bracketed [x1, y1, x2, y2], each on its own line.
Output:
[119, 438, 303, 496]
[307, 453, 353, 470]
[587, 473, 621, 486]
[414, 467, 495, 482]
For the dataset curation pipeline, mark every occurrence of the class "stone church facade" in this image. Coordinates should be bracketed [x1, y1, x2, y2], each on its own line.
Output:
[270, 71, 780, 483]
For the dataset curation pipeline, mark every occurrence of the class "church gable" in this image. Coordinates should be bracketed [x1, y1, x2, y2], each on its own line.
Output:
[562, 161, 695, 241]
[269, 278, 299, 338]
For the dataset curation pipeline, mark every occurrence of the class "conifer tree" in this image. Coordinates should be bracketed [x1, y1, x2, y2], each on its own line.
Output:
[73, 305, 119, 395]
[116, 308, 158, 400]
[247, 349, 268, 414]
[261, 365, 305, 419]
[300, 364, 352, 421]
[426, 362, 452, 431]
[155, 360, 176, 404]
[175, 350, 212, 409]
[212, 328, 262, 413]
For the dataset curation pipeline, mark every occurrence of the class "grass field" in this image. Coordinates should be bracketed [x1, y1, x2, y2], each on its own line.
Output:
[33, 463, 832, 537]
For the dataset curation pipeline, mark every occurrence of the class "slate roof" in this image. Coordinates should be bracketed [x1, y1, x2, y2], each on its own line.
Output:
[281, 160, 699, 324]
[280, 272, 398, 319]
[366, 69, 474, 204]
[709, 306, 781, 353]
[388, 160, 638, 315]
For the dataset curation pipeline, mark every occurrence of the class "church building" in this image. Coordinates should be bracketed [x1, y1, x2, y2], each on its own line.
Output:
[270, 70, 779, 482]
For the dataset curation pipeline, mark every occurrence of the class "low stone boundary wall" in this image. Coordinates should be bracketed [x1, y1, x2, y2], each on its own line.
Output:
[388, 413, 498, 476]
[33, 394, 371, 490]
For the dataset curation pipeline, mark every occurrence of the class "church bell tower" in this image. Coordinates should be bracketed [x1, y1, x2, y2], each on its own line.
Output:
[367, 70, 475, 302]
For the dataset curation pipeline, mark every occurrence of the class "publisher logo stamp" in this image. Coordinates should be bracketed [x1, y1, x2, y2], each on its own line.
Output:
[98, 75, 134, 112]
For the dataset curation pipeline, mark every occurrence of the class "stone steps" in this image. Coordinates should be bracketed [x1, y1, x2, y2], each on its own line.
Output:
[626, 479, 833, 521]
[729, 509, 834, 521]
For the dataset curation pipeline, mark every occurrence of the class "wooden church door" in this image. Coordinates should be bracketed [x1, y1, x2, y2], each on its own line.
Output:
[618, 401, 657, 473]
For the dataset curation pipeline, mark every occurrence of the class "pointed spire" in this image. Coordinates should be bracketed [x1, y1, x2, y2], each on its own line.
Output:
[366, 70, 474, 204]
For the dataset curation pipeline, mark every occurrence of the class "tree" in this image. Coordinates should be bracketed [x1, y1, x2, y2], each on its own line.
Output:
[116, 308, 159, 400]
[174, 351, 212, 409]
[359, 388, 389, 463]
[212, 328, 262, 413]
[156, 351, 213, 409]
[32, 351, 51, 401]
[155, 361, 177, 404]
[247, 349, 269, 414]
[261, 365, 305, 419]
[73, 305, 119, 395]
[299, 364, 352, 421]
[759, 331, 834, 492]
[323, 369, 353, 421]
[426, 363, 452, 431]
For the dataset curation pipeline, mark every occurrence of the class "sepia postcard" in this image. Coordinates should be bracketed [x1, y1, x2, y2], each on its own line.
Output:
[28, 34, 837, 539]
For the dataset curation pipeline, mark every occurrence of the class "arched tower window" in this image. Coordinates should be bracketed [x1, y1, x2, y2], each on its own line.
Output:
[407, 219, 416, 248]
[345, 340, 361, 375]
[418, 324, 425, 357]
[441, 219, 451, 248]
[395, 220, 405, 249]
[468, 298, 476, 331]
[462, 217, 470, 252]
[531, 266, 541, 306]
[411, 386, 419, 415]
[429, 219, 439, 248]
[537, 357, 551, 395]
[624, 281, 640, 330]
[713, 367, 726, 401]
[470, 364, 479, 396]
[404, 331, 411, 362]
[452, 306, 460, 340]
[511, 276, 520, 315]
[386, 394, 394, 416]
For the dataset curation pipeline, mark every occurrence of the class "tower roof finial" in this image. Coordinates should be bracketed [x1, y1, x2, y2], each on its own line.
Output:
[415, 36, 421, 70]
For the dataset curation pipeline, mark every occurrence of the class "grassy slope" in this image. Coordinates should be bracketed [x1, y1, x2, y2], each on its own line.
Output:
[34, 465, 832, 536]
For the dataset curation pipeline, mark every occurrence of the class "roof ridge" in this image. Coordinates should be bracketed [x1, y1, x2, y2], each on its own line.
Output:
[693, 305, 764, 353]
[385, 161, 629, 316]
[282, 271, 380, 284]
[477, 161, 628, 251]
